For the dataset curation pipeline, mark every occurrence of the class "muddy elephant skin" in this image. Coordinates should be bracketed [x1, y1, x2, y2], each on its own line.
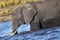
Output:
[12, 0, 60, 34]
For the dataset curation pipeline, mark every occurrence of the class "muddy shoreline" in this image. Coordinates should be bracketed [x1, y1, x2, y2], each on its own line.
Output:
[0, 15, 12, 23]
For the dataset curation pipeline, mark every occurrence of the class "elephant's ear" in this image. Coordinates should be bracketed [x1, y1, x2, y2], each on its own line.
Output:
[21, 3, 37, 24]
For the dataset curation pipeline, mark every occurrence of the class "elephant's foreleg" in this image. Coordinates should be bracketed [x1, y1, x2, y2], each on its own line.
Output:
[30, 14, 41, 31]
[30, 23, 40, 31]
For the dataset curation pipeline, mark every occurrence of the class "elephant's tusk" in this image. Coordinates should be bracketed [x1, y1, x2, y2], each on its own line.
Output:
[4, 30, 17, 37]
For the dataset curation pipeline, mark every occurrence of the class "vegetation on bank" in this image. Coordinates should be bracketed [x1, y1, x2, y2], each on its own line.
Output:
[0, 0, 44, 16]
[0, 0, 44, 22]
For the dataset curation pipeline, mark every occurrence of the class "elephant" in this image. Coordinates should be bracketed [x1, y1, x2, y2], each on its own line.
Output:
[11, 0, 60, 34]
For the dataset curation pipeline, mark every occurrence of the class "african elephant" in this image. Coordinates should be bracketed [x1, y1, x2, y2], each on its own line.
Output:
[11, 0, 60, 34]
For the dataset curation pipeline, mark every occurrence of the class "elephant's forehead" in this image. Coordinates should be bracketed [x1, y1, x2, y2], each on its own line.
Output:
[23, 3, 32, 7]
[22, 6, 36, 13]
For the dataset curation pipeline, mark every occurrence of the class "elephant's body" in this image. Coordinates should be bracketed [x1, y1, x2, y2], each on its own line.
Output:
[12, 0, 60, 34]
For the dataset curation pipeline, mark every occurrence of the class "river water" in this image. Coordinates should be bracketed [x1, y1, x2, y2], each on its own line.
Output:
[0, 21, 60, 40]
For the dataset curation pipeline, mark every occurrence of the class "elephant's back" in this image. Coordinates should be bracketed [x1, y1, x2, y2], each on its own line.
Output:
[32, 0, 60, 21]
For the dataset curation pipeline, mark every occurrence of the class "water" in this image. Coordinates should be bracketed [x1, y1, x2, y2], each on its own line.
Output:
[0, 21, 60, 40]
[0, 21, 30, 37]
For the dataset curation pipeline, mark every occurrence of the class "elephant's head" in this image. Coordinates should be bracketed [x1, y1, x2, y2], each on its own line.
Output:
[11, 2, 38, 34]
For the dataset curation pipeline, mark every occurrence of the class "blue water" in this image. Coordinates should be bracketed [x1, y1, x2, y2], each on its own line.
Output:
[0, 21, 60, 40]
[0, 21, 30, 37]
[0, 21, 12, 37]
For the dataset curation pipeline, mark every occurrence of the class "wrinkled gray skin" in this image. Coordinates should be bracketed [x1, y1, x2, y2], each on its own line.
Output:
[12, 0, 60, 34]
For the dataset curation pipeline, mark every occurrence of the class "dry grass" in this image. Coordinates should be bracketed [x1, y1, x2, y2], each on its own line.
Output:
[0, 0, 45, 22]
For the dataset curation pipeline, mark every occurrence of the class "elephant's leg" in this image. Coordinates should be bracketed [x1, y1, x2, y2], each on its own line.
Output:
[30, 17, 43, 32]
[30, 23, 40, 31]
[30, 16, 41, 31]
